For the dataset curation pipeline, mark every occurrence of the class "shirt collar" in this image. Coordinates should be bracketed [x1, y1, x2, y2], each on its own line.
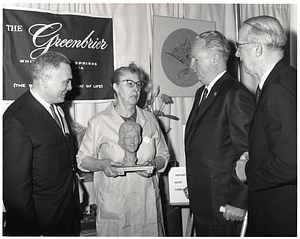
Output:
[258, 63, 277, 90]
[30, 88, 52, 114]
[206, 70, 226, 93]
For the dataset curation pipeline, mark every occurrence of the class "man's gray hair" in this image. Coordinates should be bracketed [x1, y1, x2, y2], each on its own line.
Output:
[242, 15, 287, 51]
[30, 51, 71, 81]
[195, 30, 231, 61]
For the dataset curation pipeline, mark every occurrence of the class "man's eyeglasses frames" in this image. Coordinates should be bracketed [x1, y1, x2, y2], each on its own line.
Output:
[235, 42, 256, 50]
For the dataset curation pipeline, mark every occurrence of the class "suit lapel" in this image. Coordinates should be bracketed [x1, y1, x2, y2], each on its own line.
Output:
[185, 85, 204, 141]
[256, 59, 289, 107]
[185, 72, 229, 145]
[194, 88, 217, 120]
[26, 91, 75, 171]
[26, 91, 66, 139]
[249, 59, 289, 133]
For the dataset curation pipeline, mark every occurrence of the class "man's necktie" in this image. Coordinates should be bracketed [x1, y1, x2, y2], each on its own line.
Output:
[255, 86, 262, 103]
[199, 88, 208, 106]
[196, 88, 208, 115]
[50, 104, 70, 137]
[50, 104, 62, 129]
[51, 105, 73, 189]
[56, 105, 70, 136]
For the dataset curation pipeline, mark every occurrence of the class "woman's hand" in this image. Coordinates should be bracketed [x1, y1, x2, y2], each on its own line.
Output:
[99, 158, 122, 177]
[136, 160, 155, 178]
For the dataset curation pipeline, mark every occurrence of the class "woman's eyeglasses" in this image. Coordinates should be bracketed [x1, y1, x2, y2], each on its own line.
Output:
[118, 79, 144, 89]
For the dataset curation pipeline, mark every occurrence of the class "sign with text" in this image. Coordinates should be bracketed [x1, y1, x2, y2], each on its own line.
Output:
[169, 167, 189, 206]
[3, 8, 114, 100]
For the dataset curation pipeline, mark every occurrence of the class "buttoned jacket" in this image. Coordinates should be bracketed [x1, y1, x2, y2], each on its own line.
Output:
[3, 91, 79, 235]
[185, 72, 255, 225]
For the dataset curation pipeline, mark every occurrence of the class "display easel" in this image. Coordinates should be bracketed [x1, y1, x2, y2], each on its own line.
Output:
[184, 210, 194, 236]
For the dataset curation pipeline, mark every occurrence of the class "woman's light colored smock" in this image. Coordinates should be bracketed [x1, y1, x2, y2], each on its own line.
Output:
[77, 102, 170, 236]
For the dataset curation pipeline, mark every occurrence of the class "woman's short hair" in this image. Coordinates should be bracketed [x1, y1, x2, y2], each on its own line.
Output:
[111, 63, 145, 85]
[242, 15, 287, 51]
[195, 30, 231, 60]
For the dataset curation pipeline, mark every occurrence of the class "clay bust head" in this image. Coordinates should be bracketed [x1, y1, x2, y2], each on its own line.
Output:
[118, 122, 142, 165]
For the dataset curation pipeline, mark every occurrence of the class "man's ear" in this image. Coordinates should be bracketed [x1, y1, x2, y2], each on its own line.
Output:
[41, 75, 49, 88]
[212, 53, 221, 65]
[254, 42, 263, 57]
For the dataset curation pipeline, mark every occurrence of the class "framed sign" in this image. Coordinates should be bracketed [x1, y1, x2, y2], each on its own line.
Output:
[3, 8, 114, 100]
[152, 16, 215, 97]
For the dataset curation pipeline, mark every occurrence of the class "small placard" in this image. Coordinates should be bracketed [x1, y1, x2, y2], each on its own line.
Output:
[168, 167, 189, 206]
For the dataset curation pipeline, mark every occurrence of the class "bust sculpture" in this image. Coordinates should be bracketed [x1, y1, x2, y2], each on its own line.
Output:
[118, 121, 142, 166]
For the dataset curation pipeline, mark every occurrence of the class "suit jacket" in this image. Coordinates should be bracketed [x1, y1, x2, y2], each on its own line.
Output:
[3, 91, 80, 236]
[245, 59, 297, 236]
[185, 72, 255, 226]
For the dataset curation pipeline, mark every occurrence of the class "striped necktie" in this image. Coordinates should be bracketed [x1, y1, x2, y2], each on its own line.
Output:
[57, 105, 70, 140]
[50, 104, 62, 130]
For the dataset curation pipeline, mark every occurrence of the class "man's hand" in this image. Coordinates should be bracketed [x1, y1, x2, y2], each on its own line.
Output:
[222, 204, 246, 221]
[235, 151, 249, 182]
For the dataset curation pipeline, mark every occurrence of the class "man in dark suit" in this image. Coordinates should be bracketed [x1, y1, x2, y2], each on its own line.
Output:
[235, 16, 296, 236]
[3, 51, 81, 236]
[185, 30, 255, 236]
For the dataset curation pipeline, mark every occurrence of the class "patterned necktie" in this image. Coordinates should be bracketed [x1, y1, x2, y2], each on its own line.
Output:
[57, 106, 70, 135]
[256, 86, 262, 103]
[50, 104, 62, 129]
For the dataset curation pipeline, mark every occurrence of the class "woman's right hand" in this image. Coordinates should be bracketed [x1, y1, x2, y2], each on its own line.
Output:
[99, 158, 122, 177]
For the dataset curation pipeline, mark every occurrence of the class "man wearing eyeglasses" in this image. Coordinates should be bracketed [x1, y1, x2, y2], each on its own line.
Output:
[185, 30, 255, 236]
[235, 15, 296, 236]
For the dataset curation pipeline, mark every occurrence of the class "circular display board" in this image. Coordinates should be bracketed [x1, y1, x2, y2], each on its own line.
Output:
[161, 28, 198, 88]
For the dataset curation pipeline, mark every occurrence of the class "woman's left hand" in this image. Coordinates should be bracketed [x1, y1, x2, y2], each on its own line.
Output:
[136, 160, 155, 178]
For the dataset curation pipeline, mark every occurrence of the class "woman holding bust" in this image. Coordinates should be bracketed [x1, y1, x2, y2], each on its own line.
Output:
[77, 63, 170, 236]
